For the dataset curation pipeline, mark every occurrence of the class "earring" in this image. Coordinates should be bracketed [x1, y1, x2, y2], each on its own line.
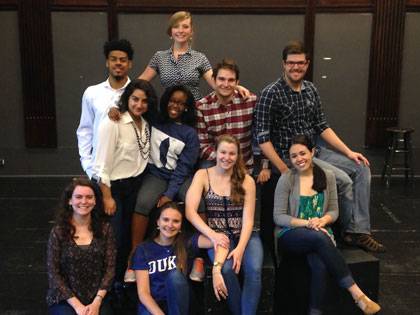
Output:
[157, 226, 160, 230]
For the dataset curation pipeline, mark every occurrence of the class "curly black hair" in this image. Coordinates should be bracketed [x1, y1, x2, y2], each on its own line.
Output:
[55, 177, 105, 241]
[159, 85, 196, 127]
[103, 38, 134, 60]
[118, 79, 159, 126]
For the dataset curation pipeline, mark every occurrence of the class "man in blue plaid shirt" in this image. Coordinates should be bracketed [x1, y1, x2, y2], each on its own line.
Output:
[254, 40, 385, 253]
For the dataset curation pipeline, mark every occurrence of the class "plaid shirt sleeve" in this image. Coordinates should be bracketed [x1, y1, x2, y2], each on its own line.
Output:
[195, 103, 216, 160]
[254, 86, 277, 145]
[309, 83, 329, 134]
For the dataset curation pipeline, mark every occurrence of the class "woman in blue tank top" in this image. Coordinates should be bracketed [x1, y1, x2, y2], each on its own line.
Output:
[186, 134, 263, 315]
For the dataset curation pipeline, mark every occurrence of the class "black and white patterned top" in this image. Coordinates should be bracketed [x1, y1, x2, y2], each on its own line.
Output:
[253, 76, 329, 160]
[148, 47, 212, 100]
[204, 169, 243, 238]
[46, 223, 116, 306]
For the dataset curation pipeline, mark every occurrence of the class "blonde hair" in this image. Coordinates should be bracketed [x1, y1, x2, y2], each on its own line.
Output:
[166, 11, 193, 36]
[215, 134, 247, 205]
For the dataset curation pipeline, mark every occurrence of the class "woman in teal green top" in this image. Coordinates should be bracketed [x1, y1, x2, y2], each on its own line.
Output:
[273, 135, 380, 315]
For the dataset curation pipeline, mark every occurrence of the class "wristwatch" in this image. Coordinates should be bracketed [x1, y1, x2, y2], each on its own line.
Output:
[91, 174, 101, 184]
[213, 261, 222, 268]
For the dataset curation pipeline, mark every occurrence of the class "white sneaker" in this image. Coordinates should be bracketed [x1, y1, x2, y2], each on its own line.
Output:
[124, 269, 136, 283]
[189, 258, 205, 282]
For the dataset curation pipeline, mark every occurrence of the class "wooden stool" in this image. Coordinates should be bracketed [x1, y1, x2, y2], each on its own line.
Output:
[381, 127, 414, 187]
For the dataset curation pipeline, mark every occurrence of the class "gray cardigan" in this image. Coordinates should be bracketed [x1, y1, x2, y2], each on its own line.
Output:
[273, 167, 339, 233]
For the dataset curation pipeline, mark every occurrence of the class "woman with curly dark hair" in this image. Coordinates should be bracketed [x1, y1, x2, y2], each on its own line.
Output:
[92, 79, 158, 284]
[46, 177, 116, 315]
[185, 134, 263, 315]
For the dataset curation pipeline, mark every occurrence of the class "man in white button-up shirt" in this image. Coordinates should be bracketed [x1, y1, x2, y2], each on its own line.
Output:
[76, 39, 134, 178]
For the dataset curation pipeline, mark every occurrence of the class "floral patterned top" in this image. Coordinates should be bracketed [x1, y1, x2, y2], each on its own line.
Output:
[278, 193, 333, 238]
[46, 222, 116, 306]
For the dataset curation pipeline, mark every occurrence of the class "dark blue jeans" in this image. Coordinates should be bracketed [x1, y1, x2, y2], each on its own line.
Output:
[110, 174, 144, 282]
[208, 232, 263, 315]
[48, 298, 113, 315]
[278, 228, 355, 313]
[137, 269, 189, 315]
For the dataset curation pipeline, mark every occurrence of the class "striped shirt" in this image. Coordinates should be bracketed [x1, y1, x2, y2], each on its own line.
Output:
[196, 91, 257, 171]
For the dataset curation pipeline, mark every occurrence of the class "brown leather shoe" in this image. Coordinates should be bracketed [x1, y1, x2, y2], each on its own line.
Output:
[355, 294, 381, 314]
[344, 233, 386, 253]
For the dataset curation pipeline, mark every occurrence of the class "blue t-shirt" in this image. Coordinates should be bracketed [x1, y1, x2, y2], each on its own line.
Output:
[131, 234, 199, 303]
[132, 241, 176, 302]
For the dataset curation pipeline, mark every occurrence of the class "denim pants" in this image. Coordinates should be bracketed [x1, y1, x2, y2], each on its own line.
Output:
[49, 298, 114, 315]
[134, 173, 205, 215]
[208, 232, 263, 315]
[314, 147, 371, 234]
[278, 227, 355, 313]
[111, 174, 144, 282]
[137, 269, 189, 315]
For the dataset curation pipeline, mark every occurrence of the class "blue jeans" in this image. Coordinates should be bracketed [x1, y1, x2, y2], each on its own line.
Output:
[279, 227, 355, 312]
[134, 173, 205, 215]
[49, 299, 114, 315]
[208, 232, 263, 315]
[111, 174, 144, 282]
[138, 269, 189, 315]
[314, 147, 371, 234]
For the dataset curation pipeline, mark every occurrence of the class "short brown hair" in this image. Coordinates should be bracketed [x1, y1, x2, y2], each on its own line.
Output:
[167, 11, 192, 36]
[212, 58, 240, 80]
[282, 40, 309, 61]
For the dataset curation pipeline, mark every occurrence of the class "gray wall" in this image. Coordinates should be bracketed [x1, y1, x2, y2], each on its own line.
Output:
[0, 11, 24, 170]
[400, 13, 420, 148]
[0, 11, 417, 175]
[118, 13, 304, 96]
[313, 13, 372, 149]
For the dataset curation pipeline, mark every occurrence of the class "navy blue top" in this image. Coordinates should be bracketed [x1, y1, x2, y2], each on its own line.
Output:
[131, 234, 199, 302]
[148, 122, 199, 199]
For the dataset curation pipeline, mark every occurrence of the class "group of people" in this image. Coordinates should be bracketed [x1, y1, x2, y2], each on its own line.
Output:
[46, 10, 383, 315]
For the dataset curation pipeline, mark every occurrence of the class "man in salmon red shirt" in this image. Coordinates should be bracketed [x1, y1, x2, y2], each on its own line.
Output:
[195, 58, 270, 182]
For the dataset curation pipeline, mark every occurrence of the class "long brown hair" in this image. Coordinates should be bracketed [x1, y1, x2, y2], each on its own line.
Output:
[152, 202, 188, 274]
[55, 177, 105, 241]
[290, 134, 326, 192]
[215, 134, 247, 204]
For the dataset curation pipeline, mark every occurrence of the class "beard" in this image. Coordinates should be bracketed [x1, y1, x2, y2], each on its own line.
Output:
[113, 74, 125, 81]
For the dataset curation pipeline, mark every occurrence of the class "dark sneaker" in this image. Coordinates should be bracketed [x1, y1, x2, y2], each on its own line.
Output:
[344, 233, 386, 253]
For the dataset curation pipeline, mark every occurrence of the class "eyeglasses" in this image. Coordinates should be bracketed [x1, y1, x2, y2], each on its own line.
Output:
[169, 99, 186, 107]
[284, 60, 308, 67]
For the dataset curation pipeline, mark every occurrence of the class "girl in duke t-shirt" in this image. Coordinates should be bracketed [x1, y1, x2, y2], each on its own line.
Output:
[132, 202, 228, 315]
